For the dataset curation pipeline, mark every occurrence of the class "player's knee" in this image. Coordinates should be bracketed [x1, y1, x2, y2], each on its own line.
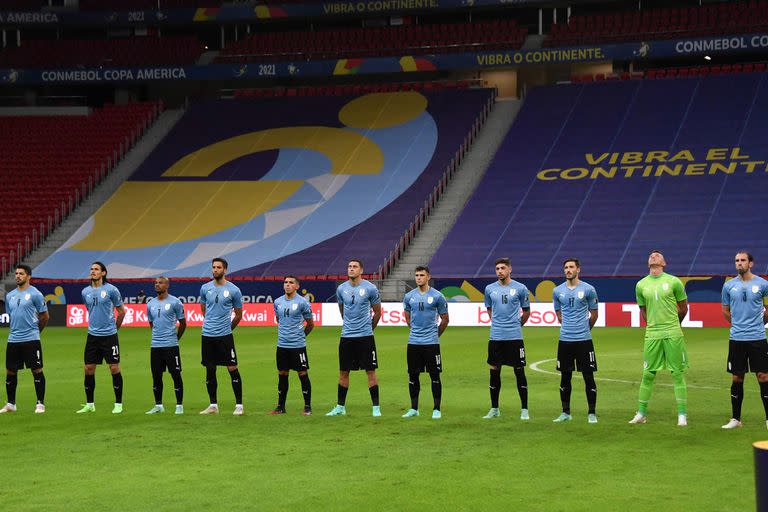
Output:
[757, 372, 768, 383]
[109, 364, 120, 374]
[6, 369, 17, 376]
[732, 373, 745, 383]
[32, 368, 43, 375]
[489, 365, 500, 372]
[298, 371, 308, 377]
[227, 365, 238, 372]
[84, 364, 96, 375]
[278, 370, 290, 376]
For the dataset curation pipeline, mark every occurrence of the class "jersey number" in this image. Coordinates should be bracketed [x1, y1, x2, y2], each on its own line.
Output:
[419, 302, 424, 311]
[502, 294, 508, 304]
[283, 308, 290, 317]
[743, 290, 748, 302]
[568, 297, 575, 308]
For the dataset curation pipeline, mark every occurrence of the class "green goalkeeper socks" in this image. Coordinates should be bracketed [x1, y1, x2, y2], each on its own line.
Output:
[638, 369, 656, 415]
[672, 371, 687, 415]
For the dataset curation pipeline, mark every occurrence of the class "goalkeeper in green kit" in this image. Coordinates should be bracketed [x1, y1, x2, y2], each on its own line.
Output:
[629, 251, 690, 427]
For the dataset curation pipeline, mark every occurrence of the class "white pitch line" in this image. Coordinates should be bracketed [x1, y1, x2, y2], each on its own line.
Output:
[529, 358, 723, 390]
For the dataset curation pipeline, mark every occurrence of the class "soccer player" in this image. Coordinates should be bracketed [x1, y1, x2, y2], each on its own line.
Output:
[483, 258, 531, 420]
[401, 266, 449, 420]
[271, 276, 314, 415]
[76, 262, 126, 414]
[720, 251, 768, 429]
[199, 258, 244, 416]
[552, 259, 599, 424]
[629, 250, 689, 426]
[326, 259, 383, 417]
[0, 265, 49, 414]
[145, 277, 187, 415]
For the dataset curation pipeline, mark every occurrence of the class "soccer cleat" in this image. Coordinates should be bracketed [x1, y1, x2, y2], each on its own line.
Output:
[372, 406, 382, 417]
[402, 408, 419, 418]
[233, 405, 244, 416]
[432, 409, 441, 420]
[174, 405, 184, 415]
[199, 404, 219, 415]
[677, 414, 687, 427]
[269, 407, 286, 415]
[587, 413, 598, 424]
[112, 403, 123, 414]
[520, 409, 530, 421]
[76, 403, 95, 414]
[145, 405, 164, 415]
[721, 418, 742, 429]
[482, 408, 500, 419]
[34, 403, 45, 414]
[553, 413, 572, 423]
[0, 403, 17, 414]
[628, 412, 647, 424]
[325, 405, 346, 416]
[302, 406, 312, 416]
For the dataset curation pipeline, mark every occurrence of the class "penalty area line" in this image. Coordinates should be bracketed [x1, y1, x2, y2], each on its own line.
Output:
[529, 359, 723, 390]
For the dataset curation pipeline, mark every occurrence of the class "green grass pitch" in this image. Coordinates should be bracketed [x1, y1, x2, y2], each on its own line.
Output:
[1, 326, 765, 511]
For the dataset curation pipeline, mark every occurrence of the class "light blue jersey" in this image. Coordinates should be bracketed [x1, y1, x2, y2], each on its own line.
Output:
[6, 286, 47, 342]
[553, 281, 599, 342]
[484, 280, 530, 341]
[200, 280, 243, 337]
[147, 295, 185, 348]
[337, 279, 381, 338]
[722, 275, 768, 341]
[274, 294, 313, 349]
[81, 283, 123, 336]
[403, 287, 448, 345]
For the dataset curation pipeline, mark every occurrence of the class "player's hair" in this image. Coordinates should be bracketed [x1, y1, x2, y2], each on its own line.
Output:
[414, 265, 430, 274]
[156, 276, 169, 284]
[649, 249, 664, 257]
[348, 259, 364, 269]
[562, 258, 580, 268]
[736, 251, 754, 262]
[15, 264, 32, 276]
[284, 275, 300, 285]
[211, 257, 228, 269]
[494, 257, 511, 267]
[92, 261, 108, 283]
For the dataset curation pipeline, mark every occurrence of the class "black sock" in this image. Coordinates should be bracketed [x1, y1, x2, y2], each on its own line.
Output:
[559, 371, 572, 414]
[408, 372, 421, 410]
[170, 371, 183, 406]
[299, 373, 311, 407]
[152, 370, 164, 405]
[277, 374, 289, 409]
[489, 368, 501, 408]
[5, 373, 17, 405]
[229, 369, 243, 404]
[514, 367, 528, 409]
[84, 373, 95, 403]
[760, 381, 768, 420]
[205, 367, 218, 404]
[583, 372, 597, 415]
[33, 371, 45, 405]
[337, 384, 348, 406]
[730, 381, 744, 420]
[111, 372, 123, 403]
[369, 384, 380, 406]
[430, 372, 442, 411]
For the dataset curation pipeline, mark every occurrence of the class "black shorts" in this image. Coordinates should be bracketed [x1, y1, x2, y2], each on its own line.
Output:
[487, 340, 526, 368]
[84, 334, 120, 364]
[5, 341, 43, 370]
[276, 346, 310, 372]
[151, 346, 182, 373]
[407, 344, 442, 374]
[727, 339, 768, 374]
[556, 340, 597, 372]
[339, 336, 378, 371]
[201, 334, 238, 367]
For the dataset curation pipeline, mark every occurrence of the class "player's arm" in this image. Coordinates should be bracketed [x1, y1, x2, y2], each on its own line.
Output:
[588, 288, 599, 329]
[639, 306, 646, 322]
[231, 307, 243, 330]
[588, 309, 598, 329]
[437, 313, 449, 337]
[722, 305, 731, 323]
[371, 303, 382, 330]
[676, 300, 688, 323]
[200, 302, 206, 316]
[521, 307, 531, 325]
[553, 291, 562, 324]
[304, 316, 314, 336]
[403, 310, 411, 327]
[636, 283, 646, 322]
[520, 287, 531, 325]
[673, 278, 688, 323]
[115, 304, 126, 329]
[37, 310, 49, 334]
[177, 317, 187, 341]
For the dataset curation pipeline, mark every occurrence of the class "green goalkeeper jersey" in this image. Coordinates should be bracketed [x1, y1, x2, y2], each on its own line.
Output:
[635, 272, 687, 340]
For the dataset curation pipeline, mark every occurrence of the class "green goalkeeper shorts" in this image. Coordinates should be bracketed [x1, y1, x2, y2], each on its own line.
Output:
[643, 336, 688, 373]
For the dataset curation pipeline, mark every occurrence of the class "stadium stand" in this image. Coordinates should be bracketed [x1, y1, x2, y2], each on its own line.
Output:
[0, 37, 204, 69]
[0, 102, 164, 276]
[570, 62, 768, 83]
[429, 72, 768, 277]
[32, 89, 494, 278]
[78, 0, 222, 9]
[546, 1, 768, 47]
[216, 20, 527, 63]
[231, 79, 474, 98]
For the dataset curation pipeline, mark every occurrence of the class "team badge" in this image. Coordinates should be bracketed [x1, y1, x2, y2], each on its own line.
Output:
[662, 283, 669, 291]
[165, 303, 171, 311]
[101, 291, 107, 298]
[359, 289, 365, 297]
[511, 289, 517, 295]
[427, 296, 434, 304]
[292, 303, 298, 310]
[752, 285, 759, 294]
[24, 293, 30, 301]
[223, 290, 230, 298]
[577, 291, 584, 299]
